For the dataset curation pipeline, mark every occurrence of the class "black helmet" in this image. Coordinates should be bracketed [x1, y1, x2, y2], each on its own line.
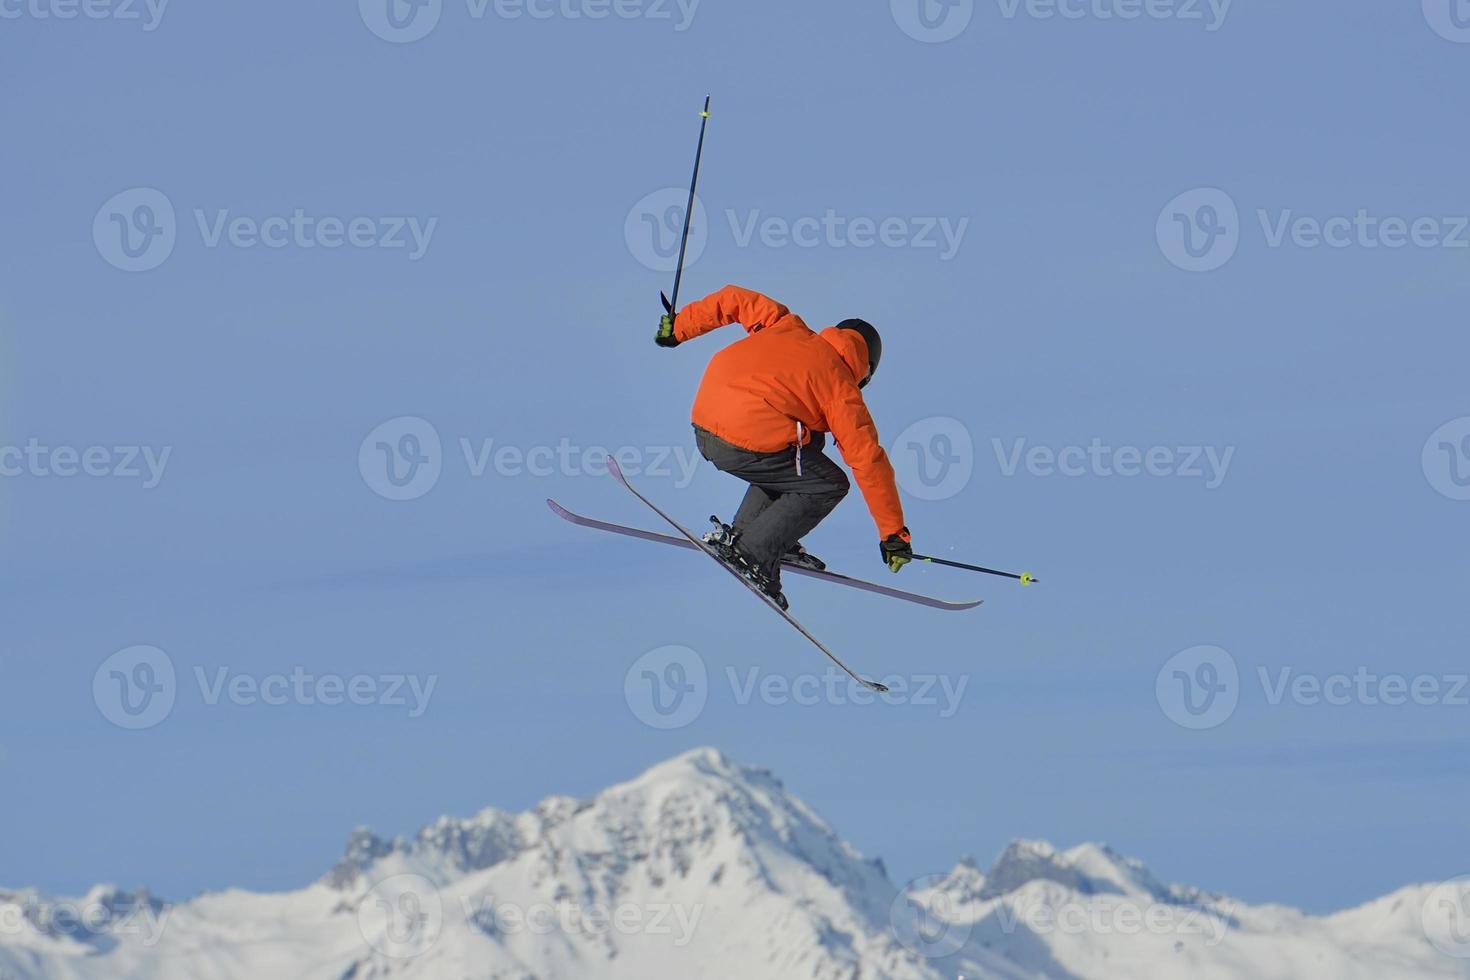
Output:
[836, 318, 882, 388]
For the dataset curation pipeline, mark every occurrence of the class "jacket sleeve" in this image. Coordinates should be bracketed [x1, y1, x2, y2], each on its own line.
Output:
[821, 381, 907, 539]
[675, 285, 789, 343]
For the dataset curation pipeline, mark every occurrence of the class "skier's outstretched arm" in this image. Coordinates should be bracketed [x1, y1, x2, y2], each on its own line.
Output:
[821, 382, 913, 571]
[654, 284, 790, 348]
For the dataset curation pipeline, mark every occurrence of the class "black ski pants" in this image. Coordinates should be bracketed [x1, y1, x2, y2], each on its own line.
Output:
[694, 426, 850, 577]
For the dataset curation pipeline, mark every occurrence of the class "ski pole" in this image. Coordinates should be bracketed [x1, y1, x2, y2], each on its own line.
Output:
[661, 95, 711, 318]
[913, 554, 1038, 586]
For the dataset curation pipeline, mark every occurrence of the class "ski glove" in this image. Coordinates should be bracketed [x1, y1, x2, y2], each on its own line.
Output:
[655, 313, 680, 348]
[880, 529, 913, 573]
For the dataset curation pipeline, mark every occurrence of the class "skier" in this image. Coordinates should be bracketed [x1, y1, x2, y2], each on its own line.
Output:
[655, 284, 913, 609]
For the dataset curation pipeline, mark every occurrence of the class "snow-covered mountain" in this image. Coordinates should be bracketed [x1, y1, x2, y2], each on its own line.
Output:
[3, 748, 1466, 979]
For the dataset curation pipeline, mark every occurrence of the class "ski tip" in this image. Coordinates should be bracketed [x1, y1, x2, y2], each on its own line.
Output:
[934, 598, 985, 611]
[865, 679, 890, 694]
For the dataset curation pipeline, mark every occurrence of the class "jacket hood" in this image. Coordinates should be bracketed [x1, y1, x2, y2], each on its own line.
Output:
[818, 326, 869, 386]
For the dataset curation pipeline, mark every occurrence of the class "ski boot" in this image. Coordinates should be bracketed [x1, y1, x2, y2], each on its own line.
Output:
[704, 517, 790, 610]
[782, 542, 826, 572]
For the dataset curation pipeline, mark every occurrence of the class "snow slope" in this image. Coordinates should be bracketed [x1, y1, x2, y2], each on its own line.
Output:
[2, 748, 1465, 979]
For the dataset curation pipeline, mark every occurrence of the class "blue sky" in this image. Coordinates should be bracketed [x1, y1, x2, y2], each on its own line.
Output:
[1, 0, 1468, 916]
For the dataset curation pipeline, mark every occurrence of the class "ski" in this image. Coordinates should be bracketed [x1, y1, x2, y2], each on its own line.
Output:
[598, 457, 893, 693]
[547, 498, 982, 612]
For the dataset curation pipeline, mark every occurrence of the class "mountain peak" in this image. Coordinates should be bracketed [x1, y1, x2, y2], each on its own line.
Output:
[979, 838, 1168, 901]
[631, 745, 768, 786]
[323, 748, 811, 894]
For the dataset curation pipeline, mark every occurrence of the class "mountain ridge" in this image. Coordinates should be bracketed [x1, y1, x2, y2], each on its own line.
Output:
[2, 747, 1463, 979]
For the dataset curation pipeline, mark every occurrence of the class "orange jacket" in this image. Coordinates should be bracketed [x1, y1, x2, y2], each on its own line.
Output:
[675, 284, 907, 539]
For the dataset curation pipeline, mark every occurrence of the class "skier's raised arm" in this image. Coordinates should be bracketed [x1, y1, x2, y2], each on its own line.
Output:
[655, 284, 794, 348]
